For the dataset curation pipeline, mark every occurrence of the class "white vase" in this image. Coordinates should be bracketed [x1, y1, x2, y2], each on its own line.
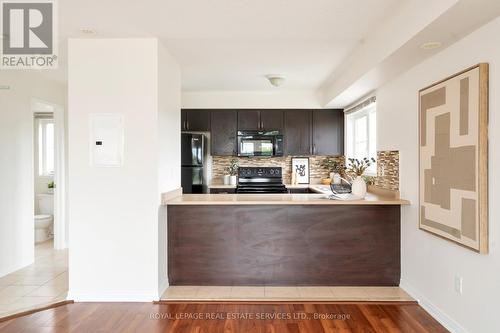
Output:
[332, 173, 341, 184]
[223, 175, 231, 185]
[351, 176, 367, 197]
[229, 175, 237, 185]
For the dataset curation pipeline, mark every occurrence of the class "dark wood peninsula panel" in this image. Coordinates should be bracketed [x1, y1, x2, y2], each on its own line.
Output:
[210, 110, 237, 156]
[168, 204, 400, 286]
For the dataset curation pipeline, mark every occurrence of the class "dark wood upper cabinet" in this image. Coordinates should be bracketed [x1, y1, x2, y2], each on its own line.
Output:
[210, 110, 237, 156]
[284, 110, 311, 156]
[181, 109, 210, 132]
[312, 109, 344, 155]
[237, 110, 283, 131]
[237, 110, 260, 131]
[181, 108, 342, 157]
[181, 110, 188, 131]
[260, 110, 283, 131]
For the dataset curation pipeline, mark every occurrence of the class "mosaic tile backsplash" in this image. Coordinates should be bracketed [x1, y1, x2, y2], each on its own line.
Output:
[211, 156, 345, 185]
[374, 150, 400, 191]
[211, 150, 399, 191]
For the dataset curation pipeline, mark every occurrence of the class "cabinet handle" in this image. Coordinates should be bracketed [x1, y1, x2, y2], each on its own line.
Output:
[313, 144, 316, 154]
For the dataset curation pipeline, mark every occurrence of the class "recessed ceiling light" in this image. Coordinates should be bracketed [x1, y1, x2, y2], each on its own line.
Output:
[420, 41, 442, 50]
[266, 75, 286, 87]
[80, 28, 97, 35]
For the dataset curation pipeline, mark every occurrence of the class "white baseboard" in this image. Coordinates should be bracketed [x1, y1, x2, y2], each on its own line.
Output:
[400, 280, 469, 333]
[67, 290, 157, 302]
[158, 279, 169, 299]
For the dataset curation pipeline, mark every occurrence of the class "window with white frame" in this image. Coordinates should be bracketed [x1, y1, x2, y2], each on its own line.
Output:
[345, 100, 377, 175]
[37, 118, 55, 176]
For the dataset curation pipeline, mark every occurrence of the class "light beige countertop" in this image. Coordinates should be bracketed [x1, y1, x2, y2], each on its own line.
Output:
[208, 183, 318, 189]
[164, 193, 410, 206]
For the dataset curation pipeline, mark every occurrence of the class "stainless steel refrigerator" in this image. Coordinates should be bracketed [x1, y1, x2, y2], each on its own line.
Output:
[181, 133, 207, 193]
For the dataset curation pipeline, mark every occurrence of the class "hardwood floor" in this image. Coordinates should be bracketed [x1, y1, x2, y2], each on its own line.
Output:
[0, 302, 449, 333]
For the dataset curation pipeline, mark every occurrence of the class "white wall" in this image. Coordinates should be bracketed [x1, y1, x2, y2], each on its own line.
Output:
[67, 38, 180, 301]
[182, 90, 322, 109]
[157, 43, 181, 295]
[34, 176, 53, 198]
[377, 17, 500, 333]
[0, 72, 65, 277]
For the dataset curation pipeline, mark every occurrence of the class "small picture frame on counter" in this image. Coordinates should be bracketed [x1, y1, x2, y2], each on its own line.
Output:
[291, 157, 310, 184]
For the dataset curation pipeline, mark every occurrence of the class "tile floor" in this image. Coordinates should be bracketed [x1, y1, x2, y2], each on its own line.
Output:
[161, 286, 414, 302]
[0, 240, 68, 318]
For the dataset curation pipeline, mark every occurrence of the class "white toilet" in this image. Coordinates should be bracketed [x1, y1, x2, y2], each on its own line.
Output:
[35, 193, 54, 243]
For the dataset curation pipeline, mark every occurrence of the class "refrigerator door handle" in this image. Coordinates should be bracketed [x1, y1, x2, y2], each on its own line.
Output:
[190, 135, 204, 166]
[200, 136, 204, 167]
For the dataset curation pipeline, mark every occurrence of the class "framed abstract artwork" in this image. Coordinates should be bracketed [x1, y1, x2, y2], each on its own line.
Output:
[419, 64, 488, 253]
[291, 157, 310, 184]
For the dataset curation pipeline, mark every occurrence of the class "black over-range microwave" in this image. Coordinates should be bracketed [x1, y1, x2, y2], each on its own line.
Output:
[237, 130, 284, 157]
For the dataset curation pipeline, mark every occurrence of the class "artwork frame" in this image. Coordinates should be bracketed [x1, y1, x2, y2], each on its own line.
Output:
[291, 157, 310, 184]
[418, 63, 488, 254]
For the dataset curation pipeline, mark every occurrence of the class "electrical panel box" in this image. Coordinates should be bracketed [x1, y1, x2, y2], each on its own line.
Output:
[89, 113, 124, 167]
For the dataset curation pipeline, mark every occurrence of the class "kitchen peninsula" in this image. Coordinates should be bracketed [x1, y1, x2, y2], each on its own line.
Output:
[164, 192, 409, 287]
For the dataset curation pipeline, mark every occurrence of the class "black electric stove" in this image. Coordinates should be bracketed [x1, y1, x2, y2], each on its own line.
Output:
[236, 167, 288, 194]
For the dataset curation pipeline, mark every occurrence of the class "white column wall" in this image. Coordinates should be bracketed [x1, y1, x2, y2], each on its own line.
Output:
[67, 38, 180, 301]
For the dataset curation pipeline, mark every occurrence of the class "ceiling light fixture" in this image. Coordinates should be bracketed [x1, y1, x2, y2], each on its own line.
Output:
[420, 41, 442, 50]
[80, 28, 97, 35]
[266, 75, 286, 87]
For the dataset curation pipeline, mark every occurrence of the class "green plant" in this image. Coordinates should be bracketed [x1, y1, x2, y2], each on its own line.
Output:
[47, 181, 55, 189]
[346, 157, 376, 177]
[321, 158, 346, 175]
[362, 175, 375, 186]
[225, 158, 239, 176]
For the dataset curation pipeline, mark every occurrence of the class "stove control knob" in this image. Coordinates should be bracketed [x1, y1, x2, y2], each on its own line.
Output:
[269, 169, 274, 175]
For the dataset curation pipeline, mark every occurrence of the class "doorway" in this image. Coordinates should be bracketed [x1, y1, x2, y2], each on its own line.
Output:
[32, 100, 66, 250]
[0, 100, 68, 319]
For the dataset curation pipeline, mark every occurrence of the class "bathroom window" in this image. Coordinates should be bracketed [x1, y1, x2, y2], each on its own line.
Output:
[345, 98, 377, 175]
[38, 119, 55, 176]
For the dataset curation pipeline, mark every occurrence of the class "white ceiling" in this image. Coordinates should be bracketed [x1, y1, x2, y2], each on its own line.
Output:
[42, 0, 500, 107]
[56, 0, 404, 91]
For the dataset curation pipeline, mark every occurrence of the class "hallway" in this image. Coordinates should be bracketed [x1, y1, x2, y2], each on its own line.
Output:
[0, 241, 67, 318]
